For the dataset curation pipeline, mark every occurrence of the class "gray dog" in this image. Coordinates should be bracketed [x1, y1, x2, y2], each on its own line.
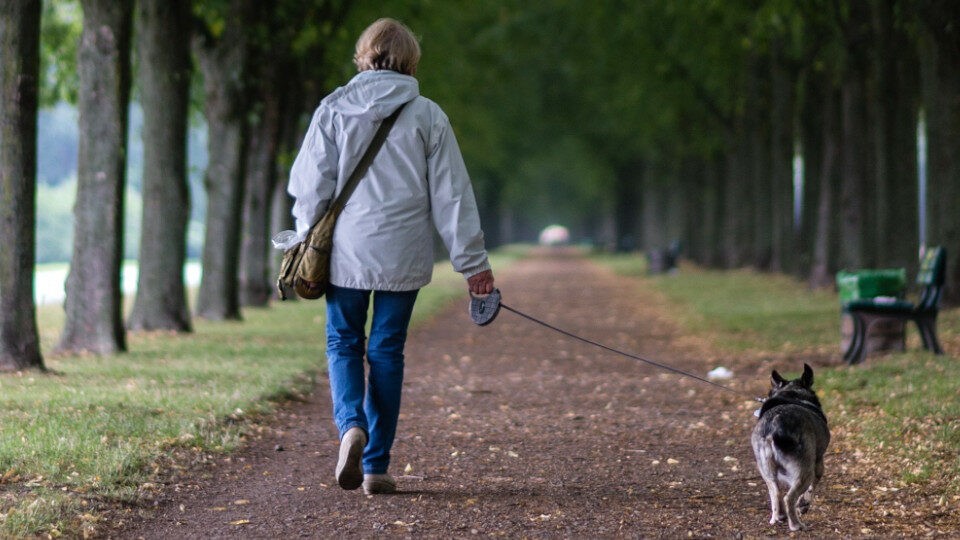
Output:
[751, 364, 830, 531]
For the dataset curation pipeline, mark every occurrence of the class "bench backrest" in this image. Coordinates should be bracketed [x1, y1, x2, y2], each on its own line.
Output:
[917, 246, 946, 311]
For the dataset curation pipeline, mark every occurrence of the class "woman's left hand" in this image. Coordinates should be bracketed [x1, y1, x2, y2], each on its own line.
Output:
[467, 269, 495, 295]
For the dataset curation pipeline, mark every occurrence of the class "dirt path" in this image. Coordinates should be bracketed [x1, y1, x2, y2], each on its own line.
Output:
[114, 249, 957, 538]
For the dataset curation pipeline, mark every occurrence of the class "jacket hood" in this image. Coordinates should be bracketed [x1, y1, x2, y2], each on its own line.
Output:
[323, 70, 420, 121]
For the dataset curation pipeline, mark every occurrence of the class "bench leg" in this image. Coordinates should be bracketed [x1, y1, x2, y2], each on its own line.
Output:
[915, 315, 944, 355]
[844, 312, 869, 365]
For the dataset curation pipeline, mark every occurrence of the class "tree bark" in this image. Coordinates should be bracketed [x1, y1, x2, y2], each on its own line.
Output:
[127, 0, 193, 332]
[838, 75, 869, 270]
[722, 131, 752, 268]
[749, 63, 772, 271]
[609, 161, 642, 252]
[869, 0, 919, 271]
[0, 0, 44, 371]
[239, 87, 281, 307]
[195, 2, 249, 320]
[700, 155, 724, 267]
[808, 85, 840, 289]
[639, 166, 661, 251]
[58, 0, 132, 355]
[768, 45, 796, 273]
[919, 17, 960, 304]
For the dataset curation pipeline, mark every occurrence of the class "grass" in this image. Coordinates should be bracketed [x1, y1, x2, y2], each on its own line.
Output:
[0, 252, 521, 537]
[593, 254, 839, 353]
[597, 252, 960, 493]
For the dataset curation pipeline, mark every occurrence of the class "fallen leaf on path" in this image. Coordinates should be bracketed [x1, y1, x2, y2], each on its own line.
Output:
[229, 519, 250, 526]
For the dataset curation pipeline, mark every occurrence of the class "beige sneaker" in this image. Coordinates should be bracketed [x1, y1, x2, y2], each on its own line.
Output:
[335, 427, 366, 490]
[362, 473, 397, 495]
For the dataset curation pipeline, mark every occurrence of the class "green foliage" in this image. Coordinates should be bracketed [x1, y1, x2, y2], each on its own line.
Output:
[40, 0, 81, 106]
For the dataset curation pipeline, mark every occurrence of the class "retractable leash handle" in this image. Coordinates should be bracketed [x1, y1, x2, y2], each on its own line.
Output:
[468, 288, 760, 402]
[469, 288, 502, 326]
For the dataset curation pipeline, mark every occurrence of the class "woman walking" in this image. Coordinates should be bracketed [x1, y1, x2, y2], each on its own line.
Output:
[287, 18, 495, 494]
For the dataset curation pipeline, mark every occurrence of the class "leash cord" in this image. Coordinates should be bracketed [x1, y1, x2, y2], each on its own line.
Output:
[498, 302, 758, 401]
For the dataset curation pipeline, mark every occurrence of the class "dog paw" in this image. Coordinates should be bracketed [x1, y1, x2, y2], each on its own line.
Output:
[788, 521, 808, 531]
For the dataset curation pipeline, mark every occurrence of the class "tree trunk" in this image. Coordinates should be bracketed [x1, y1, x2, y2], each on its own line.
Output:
[640, 164, 669, 252]
[722, 131, 751, 268]
[837, 1, 874, 271]
[888, 52, 920, 272]
[127, 0, 193, 332]
[59, 0, 132, 355]
[869, 0, 893, 266]
[239, 88, 281, 307]
[0, 0, 44, 371]
[612, 161, 643, 252]
[769, 47, 796, 273]
[749, 64, 772, 271]
[700, 155, 724, 267]
[869, 1, 919, 272]
[920, 22, 960, 304]
[808, 86, 840, 289]
[838, 74, 869, 270]
[195, 4, 249, 320]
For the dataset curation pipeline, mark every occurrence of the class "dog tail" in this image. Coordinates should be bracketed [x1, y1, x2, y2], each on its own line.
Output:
[759, 413, 803, 454]
[771, 430, 801, 453]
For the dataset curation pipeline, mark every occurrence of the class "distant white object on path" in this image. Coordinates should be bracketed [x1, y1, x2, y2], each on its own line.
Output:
[539, 224, 570, 246]
[707, 366, 734, 380]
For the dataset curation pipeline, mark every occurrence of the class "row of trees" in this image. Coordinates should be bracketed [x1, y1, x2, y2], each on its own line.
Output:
[3, 0, 356, 370]
[1, 1, 958, 372]
[416, 1, 959, 291]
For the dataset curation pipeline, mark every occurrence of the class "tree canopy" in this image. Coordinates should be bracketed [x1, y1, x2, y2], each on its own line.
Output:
[30, 0, 960, 299]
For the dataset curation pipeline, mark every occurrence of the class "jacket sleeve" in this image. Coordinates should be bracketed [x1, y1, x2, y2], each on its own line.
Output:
[427, 112, 491, 279]
[287, 106, 339, 241]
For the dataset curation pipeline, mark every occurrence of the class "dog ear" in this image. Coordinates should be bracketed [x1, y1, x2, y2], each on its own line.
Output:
[800, 363, 814, 388]
[771, 370, 787, 388]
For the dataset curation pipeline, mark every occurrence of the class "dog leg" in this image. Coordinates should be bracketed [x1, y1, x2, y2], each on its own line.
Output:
[801, 456, 824, 514]
[784, 483, 808, 531]
[763, 478, 784, 524]
[799, 485, 813, 514]
[754, 442, 785, 524]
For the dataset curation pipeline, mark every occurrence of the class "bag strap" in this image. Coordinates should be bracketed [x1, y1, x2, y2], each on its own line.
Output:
[325, 101, 410, 219]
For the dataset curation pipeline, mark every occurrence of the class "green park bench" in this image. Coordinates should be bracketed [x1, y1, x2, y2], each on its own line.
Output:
[841, 246, 946, 365]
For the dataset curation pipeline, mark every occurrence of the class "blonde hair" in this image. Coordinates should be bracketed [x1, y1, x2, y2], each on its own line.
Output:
[353, 18, 421, 76]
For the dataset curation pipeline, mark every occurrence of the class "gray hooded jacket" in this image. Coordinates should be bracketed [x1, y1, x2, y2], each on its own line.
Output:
[287, 70, 490, 291]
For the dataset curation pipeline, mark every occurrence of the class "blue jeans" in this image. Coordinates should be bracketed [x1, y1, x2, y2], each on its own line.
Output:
[325, 284, 419, 474]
